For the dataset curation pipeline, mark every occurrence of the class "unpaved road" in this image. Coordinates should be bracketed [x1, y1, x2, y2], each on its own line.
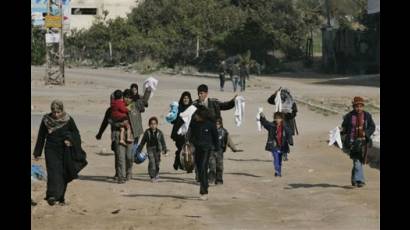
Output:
[31, 66, 380, 230]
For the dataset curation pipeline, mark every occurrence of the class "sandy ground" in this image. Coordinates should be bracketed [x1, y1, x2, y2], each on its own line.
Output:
[31, 66, 380, 230]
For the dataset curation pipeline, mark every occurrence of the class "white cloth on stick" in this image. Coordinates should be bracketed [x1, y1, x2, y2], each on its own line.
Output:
[328, 126, 343, 149]
[143, 77, 158, 99]
[274, 89, 282, 112]
[177, 105, 197, 135]
[234, 96, 245, 127]
[256, 107, 263, 132]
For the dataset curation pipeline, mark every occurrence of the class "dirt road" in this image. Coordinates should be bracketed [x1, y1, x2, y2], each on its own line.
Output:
[31, 67, 380, 230]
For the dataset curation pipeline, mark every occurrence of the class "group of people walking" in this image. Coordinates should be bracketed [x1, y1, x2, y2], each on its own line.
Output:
[32, 75, 376, 204]
[219, 60, 250, 92]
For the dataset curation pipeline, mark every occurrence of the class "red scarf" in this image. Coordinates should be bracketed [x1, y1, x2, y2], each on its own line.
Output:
[277, 123, 283, 146]
[350, 112, 365, 141]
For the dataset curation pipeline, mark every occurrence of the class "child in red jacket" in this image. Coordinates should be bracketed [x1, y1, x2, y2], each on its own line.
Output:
[111, 90, 133, 145]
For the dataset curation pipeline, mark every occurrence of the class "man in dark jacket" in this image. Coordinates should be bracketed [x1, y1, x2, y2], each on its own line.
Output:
[341, 96, 375, 188]
[193, 84, 242, 152]
[188, 105, 220, 200]
[96, 87, 151, 183]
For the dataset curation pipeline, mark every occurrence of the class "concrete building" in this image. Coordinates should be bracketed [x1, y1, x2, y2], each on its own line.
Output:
[69, 0, 143, 30]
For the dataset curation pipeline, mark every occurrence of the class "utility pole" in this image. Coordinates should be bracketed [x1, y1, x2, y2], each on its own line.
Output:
[59, 0, 65, 85]
[45, 0, 65, 85]
[325, 0, 331, 27]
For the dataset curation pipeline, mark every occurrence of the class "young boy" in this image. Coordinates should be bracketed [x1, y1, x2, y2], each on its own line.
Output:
[209, 117, 229, 185]
[111, 90, 133, 145]
[260, 112, 293, 177]
[137, 117, 168, 182]
[341, 96, 375, 188]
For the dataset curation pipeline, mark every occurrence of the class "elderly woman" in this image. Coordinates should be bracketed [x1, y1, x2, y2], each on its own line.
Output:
[33, 100, 87, 206]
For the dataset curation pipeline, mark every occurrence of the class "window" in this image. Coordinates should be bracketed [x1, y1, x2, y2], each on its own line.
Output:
[71, 8, 97, 15]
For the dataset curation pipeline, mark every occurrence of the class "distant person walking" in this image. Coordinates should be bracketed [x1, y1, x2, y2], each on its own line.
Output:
[219, 61, 227, 91]
[340, 96, 375, 188]
[231, 63, 240, 92]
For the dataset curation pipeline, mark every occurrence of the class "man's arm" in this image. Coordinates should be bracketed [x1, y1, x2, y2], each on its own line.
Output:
[286, 125, 294, 146]
[142, 89, 152, 107]
[340, 114, 349, 135]
[267, 93, 276, 105]
[218, 98, 235, 111]
[96, 107, 111, 139]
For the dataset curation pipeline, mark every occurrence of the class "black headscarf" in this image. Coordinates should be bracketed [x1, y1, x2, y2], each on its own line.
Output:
[130, 83, 141, 101]
[178, 91, 193, 113]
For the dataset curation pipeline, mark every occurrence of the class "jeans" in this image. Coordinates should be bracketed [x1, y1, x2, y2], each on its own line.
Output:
[147, 147, 161, 179]
[271, 149, 283, 176]
[351, 158, 365, 183]
[208, 150, 224, 184]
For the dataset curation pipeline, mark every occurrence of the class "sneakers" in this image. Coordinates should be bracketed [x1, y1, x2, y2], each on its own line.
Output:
[155, 174, 160, 180]
[274, 172, 282, 177]
[199, 194, 208, 201]
[151, 178, 158, 183]
[117, 178, 126, 184]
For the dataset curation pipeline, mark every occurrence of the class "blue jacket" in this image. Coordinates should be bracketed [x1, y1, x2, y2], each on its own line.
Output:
[260, 116, 293, 153]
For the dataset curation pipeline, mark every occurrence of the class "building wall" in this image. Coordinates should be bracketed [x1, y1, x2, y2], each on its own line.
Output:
[367, 0, 380, 14]
[70, 0, 143, 30]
